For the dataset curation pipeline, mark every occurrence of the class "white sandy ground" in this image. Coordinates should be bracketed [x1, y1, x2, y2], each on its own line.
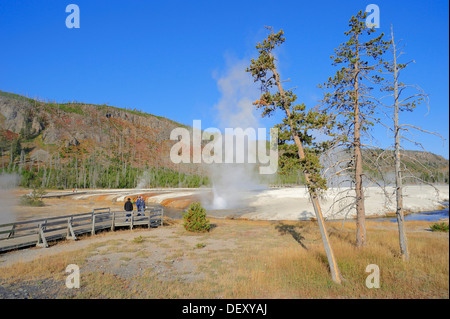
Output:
[2, 185, 447, 224]
[68, 185, 449, 220]
[241, 185, 449, 220]
[70, 188, 198, 202]
[131, 191, 197, 204]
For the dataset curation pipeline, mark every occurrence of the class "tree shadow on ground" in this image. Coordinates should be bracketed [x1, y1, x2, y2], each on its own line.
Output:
[275, 223, 308, 250]
[328, 226, 355, 246]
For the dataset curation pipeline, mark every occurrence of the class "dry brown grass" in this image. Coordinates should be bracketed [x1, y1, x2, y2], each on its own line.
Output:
[0, 218, 448, 299]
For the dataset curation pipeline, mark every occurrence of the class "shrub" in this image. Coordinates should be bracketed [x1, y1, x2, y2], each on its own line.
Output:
[430, 222, 449, 232]
[132, 236, 145, 244]
[183, 202, 210, 233]
[19, 187, 47, 207]
[20, 195, 45, 207]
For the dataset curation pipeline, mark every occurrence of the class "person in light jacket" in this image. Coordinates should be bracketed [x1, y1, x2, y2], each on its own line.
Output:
[138, 196, 146, 215]
[136, 197, 142, 212]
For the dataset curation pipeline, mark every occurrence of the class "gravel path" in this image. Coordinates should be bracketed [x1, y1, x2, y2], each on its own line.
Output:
[0, 226, 176, 269]
[0, 220, 239, 299]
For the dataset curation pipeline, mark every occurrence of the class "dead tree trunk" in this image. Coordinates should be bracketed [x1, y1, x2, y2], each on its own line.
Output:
[392, 27, 409, 261]
[354, 45, 367, 248]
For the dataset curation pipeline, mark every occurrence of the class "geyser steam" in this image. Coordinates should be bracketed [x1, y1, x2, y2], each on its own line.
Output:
[0, 173, 19, 226]
[205, 57, 270, 210]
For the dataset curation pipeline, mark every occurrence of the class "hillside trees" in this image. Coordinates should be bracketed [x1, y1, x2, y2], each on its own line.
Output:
[2, 147, 209, 190]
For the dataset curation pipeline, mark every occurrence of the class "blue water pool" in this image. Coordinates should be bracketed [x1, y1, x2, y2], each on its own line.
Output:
[372, 206, 449, 222]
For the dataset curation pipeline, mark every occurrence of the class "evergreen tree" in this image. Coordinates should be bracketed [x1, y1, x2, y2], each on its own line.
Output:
[320, 11, 389, 248]
[247, 26, 342, 284]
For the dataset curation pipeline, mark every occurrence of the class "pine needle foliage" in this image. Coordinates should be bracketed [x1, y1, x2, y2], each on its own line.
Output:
[183, 202, 211, 233]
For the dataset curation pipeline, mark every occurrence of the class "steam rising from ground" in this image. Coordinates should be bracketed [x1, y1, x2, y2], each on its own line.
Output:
[136, 171, 151, 189]
[204, 57, 268, 210]
[0, 173, 19, 225]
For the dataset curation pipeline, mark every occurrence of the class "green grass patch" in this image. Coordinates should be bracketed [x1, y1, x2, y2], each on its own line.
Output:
[430, 222, 449, 232]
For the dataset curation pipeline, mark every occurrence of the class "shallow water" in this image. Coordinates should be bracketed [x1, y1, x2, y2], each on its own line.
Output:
[366, 200, 449, 223]
[381, 208, 449, 222]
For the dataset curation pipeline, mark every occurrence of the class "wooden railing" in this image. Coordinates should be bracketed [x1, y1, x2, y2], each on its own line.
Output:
[0, 207, 163, 253]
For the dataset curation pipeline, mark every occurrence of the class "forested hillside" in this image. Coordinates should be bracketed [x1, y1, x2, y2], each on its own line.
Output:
[362, 149, 449, 184]
[0, 90, 207, 189]
[0, 90, 448, 189]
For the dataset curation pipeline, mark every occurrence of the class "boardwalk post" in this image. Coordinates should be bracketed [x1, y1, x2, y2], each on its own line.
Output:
[91, 212, 96, 235]
[37, 224, 48, 248]
[111, 211, 115, 231]
[147, 209, 151, 229]
[160, 208, 164, 227]
[130, 211, 134, 230]
[8, 224, 15, 238]
[66, 217, 76, 240]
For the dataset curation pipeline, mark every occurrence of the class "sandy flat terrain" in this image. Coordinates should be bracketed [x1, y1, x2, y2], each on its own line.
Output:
[1, 185, 448, 224]
[242, 185, 449, 220]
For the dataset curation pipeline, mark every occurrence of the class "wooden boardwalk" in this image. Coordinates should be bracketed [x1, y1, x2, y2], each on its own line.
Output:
[0, 208, 163, 253]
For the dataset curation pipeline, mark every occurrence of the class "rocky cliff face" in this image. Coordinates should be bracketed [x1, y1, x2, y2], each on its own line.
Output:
[0, 91, 201, 176]
[0, 96, 43, 136]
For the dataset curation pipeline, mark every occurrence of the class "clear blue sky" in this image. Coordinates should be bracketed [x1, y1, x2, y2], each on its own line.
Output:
[0, 0, 448, 158]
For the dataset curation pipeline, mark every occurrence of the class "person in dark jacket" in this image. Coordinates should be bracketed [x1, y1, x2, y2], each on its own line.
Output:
[124, 198, 133, 221]
[124, 198, 133, 211]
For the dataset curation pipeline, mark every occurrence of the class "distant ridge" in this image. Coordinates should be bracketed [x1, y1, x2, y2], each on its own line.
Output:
[0, 90, 206, 189]
[0, 90, 448, 189]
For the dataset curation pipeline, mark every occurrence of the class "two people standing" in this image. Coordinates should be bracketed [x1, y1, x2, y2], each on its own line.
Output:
[124, 196, 146, 215]
[136, 196, 146, 213]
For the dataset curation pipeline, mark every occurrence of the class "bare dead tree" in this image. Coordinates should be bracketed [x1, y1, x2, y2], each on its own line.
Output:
[377, 25, 446, 260]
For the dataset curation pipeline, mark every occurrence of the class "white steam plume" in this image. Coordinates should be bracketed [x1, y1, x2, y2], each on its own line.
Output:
[205, 56, 268, 210]
[0, 173, 19, 226]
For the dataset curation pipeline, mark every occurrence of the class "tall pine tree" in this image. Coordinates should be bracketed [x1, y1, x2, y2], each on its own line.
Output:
[247, 27, 342, 283]
[320, 11, 389, 248]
